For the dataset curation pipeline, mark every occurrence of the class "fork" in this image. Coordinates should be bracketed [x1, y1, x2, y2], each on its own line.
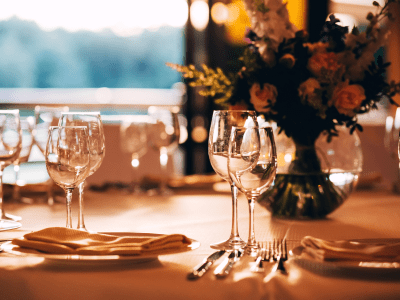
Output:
[251, 242, 271, 273]
[272, 239, 288, 275]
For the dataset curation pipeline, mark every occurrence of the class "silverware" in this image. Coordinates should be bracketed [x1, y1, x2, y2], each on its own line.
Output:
[251, 242, 271, 273]
[214, 249, 242, 278]
[187, 250, 226, 280]
[271, 239, 288, 275]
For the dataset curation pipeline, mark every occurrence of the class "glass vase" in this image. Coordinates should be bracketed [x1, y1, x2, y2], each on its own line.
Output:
[258, 126, 363, 219]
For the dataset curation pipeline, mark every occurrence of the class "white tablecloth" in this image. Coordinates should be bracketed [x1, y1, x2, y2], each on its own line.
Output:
[1, 187, 400, 300]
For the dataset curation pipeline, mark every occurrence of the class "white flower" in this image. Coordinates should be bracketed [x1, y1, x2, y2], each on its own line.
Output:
[340, 25, 391, 81]
[243, 0, 297, 65]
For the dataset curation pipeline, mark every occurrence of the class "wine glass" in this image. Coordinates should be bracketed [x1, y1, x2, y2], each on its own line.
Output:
[45, 126, 90, 228]
[33, 106, 69, 156]
[147, 106, 180, 195]
[0, 110, 22, 227]
[208, 110, 258, 250]
[58, 112, 105, 231]
[33, 105, 69, 205]
[228, 126, 277, 256]
[12, 117, 35, 202]
[120, 118, 148, 193]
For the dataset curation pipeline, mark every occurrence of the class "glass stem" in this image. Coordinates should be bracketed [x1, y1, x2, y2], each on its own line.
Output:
[77, 181, 86, 230]
[229, 184, 240, 239]
[65, 188, 73, 229]
[13, 163, 20, 201]
[160, 148, 168, 192]
[0, 166, 4, 218]
[247, 196, 257, 248]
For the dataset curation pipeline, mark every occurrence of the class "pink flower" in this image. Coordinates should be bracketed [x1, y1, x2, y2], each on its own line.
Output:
[249, 82, 278, 113]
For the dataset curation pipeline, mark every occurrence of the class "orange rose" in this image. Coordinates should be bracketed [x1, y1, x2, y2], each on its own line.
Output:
[249, 83, 278, 113]
[298, 78, 321, 100]
[332, 83, 366, 116]
[308, 52, 341, 77]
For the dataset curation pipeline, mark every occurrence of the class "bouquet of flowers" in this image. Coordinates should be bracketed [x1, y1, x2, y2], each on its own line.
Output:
[168, 0, 400, 218]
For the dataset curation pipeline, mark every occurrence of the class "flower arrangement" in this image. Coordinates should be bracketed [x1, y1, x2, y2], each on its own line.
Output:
[168, 0, 400, 218]
[168, 0, 400, 147]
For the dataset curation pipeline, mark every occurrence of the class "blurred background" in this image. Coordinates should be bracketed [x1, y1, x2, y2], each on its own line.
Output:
[0, 0, 399, 191]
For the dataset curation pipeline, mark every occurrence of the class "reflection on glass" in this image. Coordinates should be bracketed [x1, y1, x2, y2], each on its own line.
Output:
[208, 110, 258, 250]
[0, 109, 22, 226]
[228, 126, 277, 256]
[58, 112, 106, 231]
[120, 118, 148, 194]
[45, 126, 90, 228]
[147, 106, 180, 196]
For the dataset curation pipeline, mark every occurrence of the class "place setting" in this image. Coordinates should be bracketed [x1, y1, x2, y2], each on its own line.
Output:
[0, 108, 200, 266]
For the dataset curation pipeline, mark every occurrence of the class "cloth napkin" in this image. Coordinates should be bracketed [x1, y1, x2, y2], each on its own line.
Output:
[12, 227, 192, 256]
[300, 236, 400, 262]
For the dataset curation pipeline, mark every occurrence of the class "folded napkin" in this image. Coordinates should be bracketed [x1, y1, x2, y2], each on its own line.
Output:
[301, 236, 400, 262]
[12, 227, 191, 256]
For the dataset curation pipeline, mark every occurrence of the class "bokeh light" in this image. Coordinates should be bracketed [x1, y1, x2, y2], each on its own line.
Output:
[211, 2, 228, 25]
[190, 0, 209, 31]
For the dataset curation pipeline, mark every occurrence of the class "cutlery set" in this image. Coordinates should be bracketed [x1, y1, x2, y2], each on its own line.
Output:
[188, 239, 288, 280]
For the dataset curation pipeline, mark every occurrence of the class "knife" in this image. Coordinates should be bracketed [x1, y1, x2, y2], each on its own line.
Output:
[187, 250, 226, 280]
[214, 249, 242, 278]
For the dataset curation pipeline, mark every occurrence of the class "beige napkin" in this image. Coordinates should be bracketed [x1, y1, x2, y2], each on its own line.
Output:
[12, 227, 192, 256]
[301, 236, 400, 262]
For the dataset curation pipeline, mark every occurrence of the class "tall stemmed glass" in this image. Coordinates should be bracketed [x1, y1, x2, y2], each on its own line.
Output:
[147, 106, 180, 195]
[120, 118, 148, 193]
[46, 126, 90, 228]
[0, 110, 22, 227]
[228, 126, 277, 255]
[12, 117, 34, 202]
[58, 112, 105, 231]
[33, 105, 69, 205]
[208, 110, 258, 250]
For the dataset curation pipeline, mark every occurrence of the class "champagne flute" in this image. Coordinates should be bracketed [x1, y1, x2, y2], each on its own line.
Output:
[0, 110, 22, 227]
[228, 126, 277, 255]
[208, 110, 258, 250]
[147, 106, 180, 195]
[45, 126, 90, 228]
[120, 118, 148, 193]
[58, 112, 105, 231]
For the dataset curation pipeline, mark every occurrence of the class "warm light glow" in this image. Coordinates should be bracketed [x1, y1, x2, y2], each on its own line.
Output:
[190, 0, 209, 31]
[0, 0, 188, 36]
[286, 0, 305, 30]
[225, 0, 251, 45]
[191, 126, 208, 143]
[131, 159, 139, 168]
[179, 126, 188, 144]
[211, 2, 228, 25]
[160, 151, 169, 166]
[284, 153, 293, 163]
[394, 107, 400, 129]
[385, 116, 393, 132]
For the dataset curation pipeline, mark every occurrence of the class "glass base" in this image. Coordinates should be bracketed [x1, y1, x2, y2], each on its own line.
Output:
[244, 244, 259, 257]
[0, 219, 21, 231]
[2, 213, 22, 222]
[147, 187, 174, 196]
[210, 236, 246, 251]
